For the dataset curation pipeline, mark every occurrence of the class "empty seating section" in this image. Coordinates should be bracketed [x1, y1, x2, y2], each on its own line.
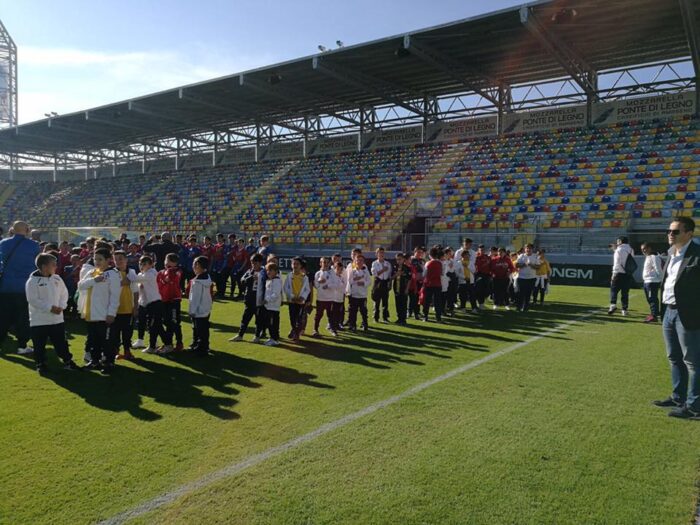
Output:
[0, 181, 74, 229]
[1, 115, 697, 244]
[432, 116, 699, 232]
[23, 162, 281, 234]
[236, 144, 448, 245]
[110, 161, 282, 233]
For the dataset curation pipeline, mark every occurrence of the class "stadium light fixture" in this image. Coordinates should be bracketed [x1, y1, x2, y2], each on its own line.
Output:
[318, 45, 328, 52]
[44, 113, 51, 118]
[50, 112, 59, 117]
[336, 40, 344, 48]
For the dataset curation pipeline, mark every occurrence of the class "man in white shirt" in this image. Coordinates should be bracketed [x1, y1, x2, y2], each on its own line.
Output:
[515, 244, 540, 312]
[652, 217, 700, 419]
[454, 238, 476, 263]
[608, 236, 635, 316]
[371, 247, 392, 323]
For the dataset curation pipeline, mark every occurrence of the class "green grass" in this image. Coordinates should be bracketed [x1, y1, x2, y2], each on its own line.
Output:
[1, 286, 698, 524]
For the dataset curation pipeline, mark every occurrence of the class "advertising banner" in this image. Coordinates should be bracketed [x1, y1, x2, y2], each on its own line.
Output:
[502, 104, 587, 134]
[362, 125, 423, 150]
[307, 134, 359, 156]
[258, 141, 304, 161]
[425, 116, 498, 143]
[592, 91, 696, 126]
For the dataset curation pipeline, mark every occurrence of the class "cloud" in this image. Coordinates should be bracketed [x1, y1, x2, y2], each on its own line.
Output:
[17, 46, 277, 123]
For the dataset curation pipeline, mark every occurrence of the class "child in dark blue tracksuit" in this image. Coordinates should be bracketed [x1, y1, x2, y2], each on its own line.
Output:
[230, 254, 264, 342]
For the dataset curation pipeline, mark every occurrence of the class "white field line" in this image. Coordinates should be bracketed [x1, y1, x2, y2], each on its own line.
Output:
[99, 308, 600, 525]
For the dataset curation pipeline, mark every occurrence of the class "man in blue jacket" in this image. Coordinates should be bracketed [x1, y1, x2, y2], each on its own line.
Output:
[0, 221, 41, 354]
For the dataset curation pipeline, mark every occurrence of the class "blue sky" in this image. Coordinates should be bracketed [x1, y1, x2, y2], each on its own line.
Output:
[0, 0, 527, 124]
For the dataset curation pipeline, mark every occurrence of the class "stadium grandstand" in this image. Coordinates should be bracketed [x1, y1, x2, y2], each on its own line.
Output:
[0, 0, 697, 257]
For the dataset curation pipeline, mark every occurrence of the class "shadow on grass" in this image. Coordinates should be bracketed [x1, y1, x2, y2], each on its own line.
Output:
[1, 326, 335, 422]
[0, 300, 605, 421]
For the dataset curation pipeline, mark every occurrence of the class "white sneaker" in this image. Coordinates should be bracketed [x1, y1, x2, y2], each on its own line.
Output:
[471, 308, 479, 314]
[505, 306, 511, 311]
[252, 337, 261, 343]
[158, 345, 174, 354]
[17, 347, 33, 355]
[264, 339, 279, 346]
[83, 351, 92, 363]
[132, 339, 146, 349]
[142, 347, 157, 354]
[621, 309, 628, 317]
[492, 305, 498, 310]
[229, 335, 243, 342]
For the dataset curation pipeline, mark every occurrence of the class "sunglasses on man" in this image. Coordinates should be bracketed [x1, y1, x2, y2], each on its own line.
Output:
[666, 229, 683, 235]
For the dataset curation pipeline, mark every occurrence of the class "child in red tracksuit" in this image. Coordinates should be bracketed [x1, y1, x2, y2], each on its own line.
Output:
[157, 253, 184, 352]
[421, 246, 444, 322]
[490, 248, 515, 309]
[474, 244, 493, 309]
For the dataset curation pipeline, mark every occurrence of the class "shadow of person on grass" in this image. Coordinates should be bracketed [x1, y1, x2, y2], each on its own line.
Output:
[1, 352, 240, 422]
[167, 350, 335, 390]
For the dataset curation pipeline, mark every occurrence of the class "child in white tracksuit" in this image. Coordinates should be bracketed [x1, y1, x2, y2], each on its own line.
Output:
[331, 261, 347, 333]
[641, 242, 663, 322]
[188, 256, 213, 356]
[78, 248, 121, 372]
[25, 253, 79, 373]
[262, 263, 283, 346]
[313, 257, 339, 336]
[346, 254, 371, 331]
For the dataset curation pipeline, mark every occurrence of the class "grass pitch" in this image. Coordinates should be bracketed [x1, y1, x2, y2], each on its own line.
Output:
[1, 286, 698, 525]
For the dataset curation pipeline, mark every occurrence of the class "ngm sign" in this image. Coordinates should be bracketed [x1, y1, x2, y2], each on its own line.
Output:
[549, 264, 617, 287]
[551, 267, 593, 280]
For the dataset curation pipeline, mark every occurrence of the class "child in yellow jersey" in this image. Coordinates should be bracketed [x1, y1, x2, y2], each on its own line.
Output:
[456, 250, 478, 312]
[111, 250, 139, 361]
[283, 257, 310, 342]
[533, 249, 552, 305]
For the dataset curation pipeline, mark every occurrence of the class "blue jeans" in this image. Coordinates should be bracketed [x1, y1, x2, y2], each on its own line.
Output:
[643, 282, 660, 318]
[662, 307, 700, 410]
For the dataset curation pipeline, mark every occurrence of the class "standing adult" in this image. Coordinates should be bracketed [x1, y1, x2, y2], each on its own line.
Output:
[0, 221, 41, 354]
[515, 243, 540, 312]
[653, 217, 700, 419]
[258, 235, 271, 258]
[143, 232, 178, 271]
[608, 236, 635, 316]
[454, 238, 476, 262]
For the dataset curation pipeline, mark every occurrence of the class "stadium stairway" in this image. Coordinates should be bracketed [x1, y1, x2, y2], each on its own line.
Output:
[370, 143, 468, 249]
[0, 183, 15, 208]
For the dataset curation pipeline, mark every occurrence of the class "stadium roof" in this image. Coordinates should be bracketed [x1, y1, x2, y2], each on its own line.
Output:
[0, 0, 697, 159]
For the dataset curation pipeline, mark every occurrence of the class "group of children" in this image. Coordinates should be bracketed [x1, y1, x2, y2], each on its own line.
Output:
[25, 234, 554, 373]
[26, 240, 214, 374]
[228, 240, 553, 345]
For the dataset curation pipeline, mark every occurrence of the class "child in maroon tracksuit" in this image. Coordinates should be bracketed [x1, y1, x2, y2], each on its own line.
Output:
[157, 253, 184, 352]
[421, 246, 444, 322]
[490, 248, 515, 308]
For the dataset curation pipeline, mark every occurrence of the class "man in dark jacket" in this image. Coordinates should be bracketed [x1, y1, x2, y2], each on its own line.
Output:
[653, 216, 700, 419]
[0, 221, 41, 354]
[144, 232, 179, 271]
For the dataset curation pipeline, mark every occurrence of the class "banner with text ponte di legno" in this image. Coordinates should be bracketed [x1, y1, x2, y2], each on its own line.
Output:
[502, 104, 587, 134]
[425, 116, 498, 143]
[591, 91, 696, 126]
